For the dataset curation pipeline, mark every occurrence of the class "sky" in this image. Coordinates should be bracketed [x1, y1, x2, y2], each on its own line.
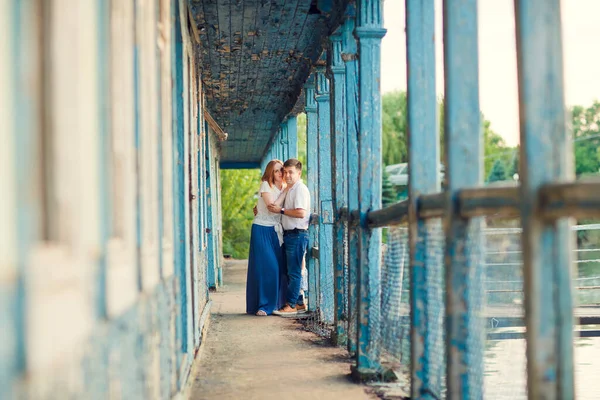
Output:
[381, 0, 600, 146]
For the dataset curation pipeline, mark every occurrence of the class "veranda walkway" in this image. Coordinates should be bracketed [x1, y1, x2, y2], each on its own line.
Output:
[184, 260, 374, 400]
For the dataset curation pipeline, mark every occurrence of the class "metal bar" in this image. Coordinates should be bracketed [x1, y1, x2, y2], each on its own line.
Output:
[418, 192, 446, 219]
[442, 0, 484, 397]
[515, 0, 575, 397]
[329, 30, 349, 345]
[367, 200, 409, 228]
[459, 185, 520, 218]
[316, 67, 334, 324]
[343, 13, 359, 356]
[305, 76, 319, 313]
[353, 0, 386, 379]
[405, 0, 442, 397]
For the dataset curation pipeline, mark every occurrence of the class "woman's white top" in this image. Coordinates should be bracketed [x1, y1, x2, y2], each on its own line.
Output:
[253, 180, 284, 245]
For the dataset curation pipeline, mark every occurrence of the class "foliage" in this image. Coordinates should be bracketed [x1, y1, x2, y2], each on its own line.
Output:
[571, 101, 600, 176]
[382, 91, 408, 166]
[381, 91, 517, 184]
[220, 168, 261, 259]
[487, 159, 507, 183]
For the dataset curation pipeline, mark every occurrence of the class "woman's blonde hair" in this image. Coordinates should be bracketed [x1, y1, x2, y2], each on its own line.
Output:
[261, 159, 284, 187]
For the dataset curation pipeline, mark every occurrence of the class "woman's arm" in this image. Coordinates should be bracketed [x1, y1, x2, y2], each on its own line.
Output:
[272, 187, 288, 207]
[261, 191, 274, 206]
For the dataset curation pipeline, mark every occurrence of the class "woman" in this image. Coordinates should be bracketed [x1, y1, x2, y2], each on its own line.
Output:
[246, 160, 288, 316]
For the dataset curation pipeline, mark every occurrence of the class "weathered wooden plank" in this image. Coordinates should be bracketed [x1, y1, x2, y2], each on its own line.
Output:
[172, 0, 192, 360]
[316, 67, 334, 324]
[329, 30, 348, 346]
[342, 13, 359, 356]
[540, 180, 600, 220]
[459, 185, 520, 219]
[367, 200, 409, 228]
[405, 1, 441, 396]
[305, 76, 319, 313]
[514, 1, 575, 398]
[442, 0, 484, 397]
[353, 0, 386, 379]
[418, 192, 446, 219]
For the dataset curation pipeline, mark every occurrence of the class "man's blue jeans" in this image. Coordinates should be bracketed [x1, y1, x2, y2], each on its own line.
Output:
[283, 231, 309, 308]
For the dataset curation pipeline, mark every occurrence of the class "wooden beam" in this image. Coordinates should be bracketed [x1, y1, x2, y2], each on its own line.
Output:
[203, 109, 228, 141]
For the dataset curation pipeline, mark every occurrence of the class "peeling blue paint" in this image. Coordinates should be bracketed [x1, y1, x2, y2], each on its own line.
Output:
[329, 29, 348, 346]
[343, 14, 359, 356]
[354, 0, 386, 375]
[316, 67, 335, 323]
[305, 75, 319, 312]
[442, 1, 485, 397]
[515, 1, 575, 398]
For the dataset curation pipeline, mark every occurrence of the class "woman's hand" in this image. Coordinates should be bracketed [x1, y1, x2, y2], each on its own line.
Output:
[267, 203, 281, 214]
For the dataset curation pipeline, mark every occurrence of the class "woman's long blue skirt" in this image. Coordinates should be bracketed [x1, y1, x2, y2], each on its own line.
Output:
[246, 224, 287, 315]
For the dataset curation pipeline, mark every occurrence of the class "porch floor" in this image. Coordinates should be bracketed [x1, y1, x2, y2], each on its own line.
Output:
[186, 260, 373, 399]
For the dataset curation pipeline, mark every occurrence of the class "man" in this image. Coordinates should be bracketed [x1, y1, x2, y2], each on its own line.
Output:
[267, 158, 310, 316]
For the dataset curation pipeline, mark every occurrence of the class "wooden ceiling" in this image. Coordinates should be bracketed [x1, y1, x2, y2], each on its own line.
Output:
[189, 0, 348, 165]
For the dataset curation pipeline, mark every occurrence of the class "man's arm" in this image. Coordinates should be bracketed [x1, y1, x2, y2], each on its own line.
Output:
[266, 203, 306, 218]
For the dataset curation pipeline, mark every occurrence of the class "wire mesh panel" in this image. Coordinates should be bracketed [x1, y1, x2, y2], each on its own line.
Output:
[483, 221, 527, 400]
[380, 227, 410, 370]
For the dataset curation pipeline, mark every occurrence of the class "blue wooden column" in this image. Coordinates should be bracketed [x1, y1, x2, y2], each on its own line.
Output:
[329, 30, 348, 345]
[315, 66, 334, 323]
[515, 1, 574, 398]
[280, 122, 289, 161]
[305, 76, 319, 311]
[443, 1, 485, 398]
[343, 13, 360, 356]
[406, 0, 443, 397]
[354, 0, 386, 377]
[205, 131, 217, 297]
[286, 116, 298, 158]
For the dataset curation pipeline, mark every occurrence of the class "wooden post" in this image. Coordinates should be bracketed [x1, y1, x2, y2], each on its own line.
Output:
[315, 67, 334, 323]
[515, 1, 575, 398]
[353, 0, 386, 378]
[342, 13, 359, 356]
[329, 30, 348, 345]
[305, 76, 319, 312]
[443, 1, 485, 398]
[406, 0, 443, 397]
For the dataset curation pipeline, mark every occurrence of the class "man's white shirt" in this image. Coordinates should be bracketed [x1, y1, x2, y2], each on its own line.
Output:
[282, 180, 310, 230]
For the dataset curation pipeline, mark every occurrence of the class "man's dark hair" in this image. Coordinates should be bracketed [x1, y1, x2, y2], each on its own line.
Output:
[283, 158, 302, 171]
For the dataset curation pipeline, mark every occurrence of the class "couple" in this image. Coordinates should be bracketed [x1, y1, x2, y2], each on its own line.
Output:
[246, 158, 310, 317]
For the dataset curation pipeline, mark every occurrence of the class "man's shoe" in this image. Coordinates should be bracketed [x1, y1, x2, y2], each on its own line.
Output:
[273, 304, 298, 316]
[296, 304, 307, 313]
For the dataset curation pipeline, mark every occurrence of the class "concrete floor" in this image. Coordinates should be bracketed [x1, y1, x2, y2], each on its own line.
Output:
[186, 260, 374, 400]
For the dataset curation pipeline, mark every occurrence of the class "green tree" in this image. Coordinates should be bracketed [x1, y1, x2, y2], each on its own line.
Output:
[382, 91, 408, 166]
[220, 168, 261, 259]
[487, 159, 507, 183]
[381, 91, 517, 179]
[571, 101, 600, 177]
